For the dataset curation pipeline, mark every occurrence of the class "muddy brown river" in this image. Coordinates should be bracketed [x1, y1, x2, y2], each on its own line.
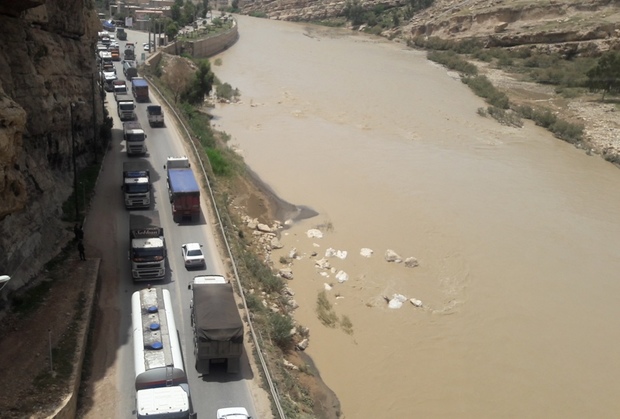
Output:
[211, 15, 620, 418]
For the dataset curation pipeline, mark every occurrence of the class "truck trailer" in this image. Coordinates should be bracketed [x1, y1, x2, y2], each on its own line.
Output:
[132, 287, 196, 419]
[123, 121, 147, 156]
[122, 161, 151, 209]
[129, 211, 166, 281]
[164, 157, 200, 223]
[132, 77, 149, 102]
[188, 275, 244, 374]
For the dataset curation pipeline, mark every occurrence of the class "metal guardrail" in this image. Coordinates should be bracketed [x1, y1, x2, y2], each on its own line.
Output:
[145, 77, 287, 419]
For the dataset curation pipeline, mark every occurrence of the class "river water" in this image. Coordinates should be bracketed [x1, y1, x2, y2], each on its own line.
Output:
[211, 15, 620, 418]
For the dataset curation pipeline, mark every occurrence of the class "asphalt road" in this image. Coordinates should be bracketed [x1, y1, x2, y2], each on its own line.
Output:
[103, 28, 259, 418]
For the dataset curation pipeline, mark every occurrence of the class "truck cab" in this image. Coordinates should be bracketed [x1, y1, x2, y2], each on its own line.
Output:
[117, 100, 135, 121]
[113, 81, 128, 101]
[122, 161, 151, 209]
[129, 211, 166, 280]
[123, 121, 147, 155]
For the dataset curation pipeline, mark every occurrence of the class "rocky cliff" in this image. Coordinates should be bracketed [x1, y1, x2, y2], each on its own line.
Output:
[0, 0, 101, 295]
[240, 0, 620, 53]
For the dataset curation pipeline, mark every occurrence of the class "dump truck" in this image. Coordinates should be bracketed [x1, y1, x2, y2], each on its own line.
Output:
[164, 157, 200, 223]
[124, 43, 136, 61]
[122, 161, 151, 209]
[132, 287, 196, 419]
[123, 121, 147, 156]
[132, 77, 149, 103]
[117, 99, 135, 121]
[188, 276, 244, 374]
[146, 105, 164, 127]
[129, 211, 166, 280]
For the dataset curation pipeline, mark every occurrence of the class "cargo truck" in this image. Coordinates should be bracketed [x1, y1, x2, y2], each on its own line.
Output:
[164, 157, 200, 223]
[129, 211, 166, 280]
[113, 80, 128, 101]
[147, 105, 164, 127]
[117, 99, 135, 121]
[124, 121, 147, 156]
[132, 77, 149, 102]
[122, 161, 151, 209]
[188, 276, 244, 374]
[132, 287, 196, 419]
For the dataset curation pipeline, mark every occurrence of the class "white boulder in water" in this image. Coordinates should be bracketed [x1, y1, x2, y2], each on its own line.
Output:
[360, 248, 373, 257]
[388, 294, 408, 309]
[335, 270, 349, 283]
[410, 298, 423, 307]
[306, 229, 323, 238]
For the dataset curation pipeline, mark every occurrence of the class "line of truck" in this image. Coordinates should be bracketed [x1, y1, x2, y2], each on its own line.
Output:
[105, 52, 250, 417]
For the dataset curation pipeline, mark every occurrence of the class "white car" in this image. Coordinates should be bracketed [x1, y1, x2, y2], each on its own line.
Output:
[181, 243, 205, 269]
[143, 42, 151, 51]
[216, 407, 252, 419]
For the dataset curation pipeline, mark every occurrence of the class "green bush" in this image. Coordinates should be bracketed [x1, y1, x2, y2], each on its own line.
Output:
[462, 75, 509, 109]
[550, 119, 584, 143]
[245, 293, 265, 313]
[269, 313, 295, 350]
[487, 106, 523, 127]
[427, 50, 478, 76]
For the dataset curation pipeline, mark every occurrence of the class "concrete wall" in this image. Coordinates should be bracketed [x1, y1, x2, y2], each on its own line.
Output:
[159, 20, 239, 59]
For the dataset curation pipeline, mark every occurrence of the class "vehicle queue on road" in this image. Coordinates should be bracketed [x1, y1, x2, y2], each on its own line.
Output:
[96, 27, 254, 419]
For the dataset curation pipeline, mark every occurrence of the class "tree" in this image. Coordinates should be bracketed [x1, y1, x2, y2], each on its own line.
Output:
[163, 59, 194, 103]
[586, 51, 620, 101]
[171, 4, 182, 23]
[183, 59, 215, 104]
[183, 1, 197, 26]
[165, 21, 179, 40]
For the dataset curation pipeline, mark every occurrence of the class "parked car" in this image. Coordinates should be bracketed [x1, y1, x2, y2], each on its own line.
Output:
[181, 243, 205, 269]
[143, 42, 151, 52]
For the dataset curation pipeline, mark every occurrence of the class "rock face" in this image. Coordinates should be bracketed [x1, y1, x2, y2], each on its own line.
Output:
[239, 0, 406, 21]
[239, 0, 620, 54]
[0, 1, 102, 293]
[401, 0, 620, 52]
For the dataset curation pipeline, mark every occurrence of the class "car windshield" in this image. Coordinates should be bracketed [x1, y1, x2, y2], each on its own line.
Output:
[187, 249, 202, 257]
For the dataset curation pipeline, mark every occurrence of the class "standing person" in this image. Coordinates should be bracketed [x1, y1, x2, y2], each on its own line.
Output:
[78, 240, 86, 261]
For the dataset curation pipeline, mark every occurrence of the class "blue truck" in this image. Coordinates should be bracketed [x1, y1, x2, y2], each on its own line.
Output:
[165, 157, 201, 223]
[131, 78, 149, 103]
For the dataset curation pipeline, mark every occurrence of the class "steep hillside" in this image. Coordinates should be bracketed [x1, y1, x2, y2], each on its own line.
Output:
[401, 0, 620, 53]
[240, 0, 620, 53]
[0, 0, 101, 297]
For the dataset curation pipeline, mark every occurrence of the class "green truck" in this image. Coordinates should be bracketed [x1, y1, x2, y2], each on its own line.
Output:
[116, 27, 127, 41]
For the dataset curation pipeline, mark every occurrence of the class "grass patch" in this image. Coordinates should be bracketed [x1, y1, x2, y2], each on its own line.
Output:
[340, 315, 354, 335]
[11, 281, 52, 316]
[32, 292, 86, 390]
[316, 291, 338, 328]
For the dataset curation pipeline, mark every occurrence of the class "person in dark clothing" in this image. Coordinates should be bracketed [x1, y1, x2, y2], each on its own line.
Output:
[78, 240, 86, 261]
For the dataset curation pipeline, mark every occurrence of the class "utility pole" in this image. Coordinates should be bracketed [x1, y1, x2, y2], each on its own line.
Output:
[70, 102, 79, 221]
[91, 73, 98, 163]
